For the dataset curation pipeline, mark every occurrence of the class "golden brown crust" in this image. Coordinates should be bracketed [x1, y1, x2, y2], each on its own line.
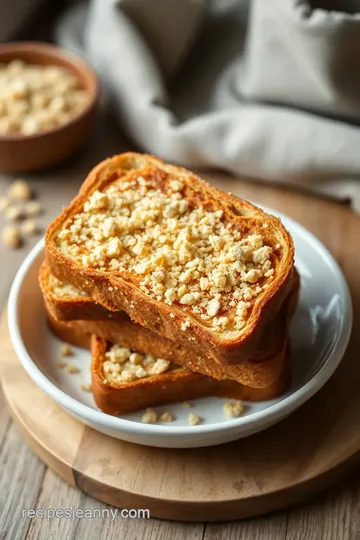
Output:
[45, 152, 295, 364]
[46, 307, 288, 388]
[39, 261, 129, 323]
[48, 313, 92, 349]
[42, 263, 299, 388]
[91, 336, 291, 415]
[46, 308, 290, 413]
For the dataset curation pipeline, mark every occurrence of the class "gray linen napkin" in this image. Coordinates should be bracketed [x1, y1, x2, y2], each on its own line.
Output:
[60, 0, 360, 211]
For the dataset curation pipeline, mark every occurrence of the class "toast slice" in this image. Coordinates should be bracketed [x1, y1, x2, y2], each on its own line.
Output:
[41, 262, 299, 388]
[45, 152, 295, 365]
[45, 312, 290, 414]
[91, 336, 290, 415]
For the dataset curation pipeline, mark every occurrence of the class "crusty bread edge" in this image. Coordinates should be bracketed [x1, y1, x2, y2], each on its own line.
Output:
[42, 264, 299, 388]
[39, 261, 129, 323]
[44, 310, 291, 414]
[45, 302, 289, 388]
[91, 336, 291, 415]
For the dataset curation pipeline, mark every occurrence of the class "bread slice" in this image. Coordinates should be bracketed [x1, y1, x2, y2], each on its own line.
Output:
[45, 152, 295, 365]
[91, 336, 290, 415]
[41, 262, 299, 388]
[45, 311, 290, 414]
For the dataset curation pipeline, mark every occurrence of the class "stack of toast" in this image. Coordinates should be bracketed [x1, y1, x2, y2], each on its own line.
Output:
[40, 153, 298, 418]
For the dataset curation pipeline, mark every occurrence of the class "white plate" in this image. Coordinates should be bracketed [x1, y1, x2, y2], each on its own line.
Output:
[8, 207, 352, 448]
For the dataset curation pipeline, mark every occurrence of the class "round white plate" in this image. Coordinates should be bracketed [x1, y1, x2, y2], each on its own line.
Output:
[8, 207, 352, 448]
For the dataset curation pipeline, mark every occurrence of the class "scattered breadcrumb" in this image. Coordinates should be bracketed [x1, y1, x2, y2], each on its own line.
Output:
[141, 408, 157, 423]
[57, 360, 68, 368]
[25, 200, 42, 216]
[1, 226, 21, 248]
[5, 206, 23, 222]
[159, 412, 174, 422]
[60, 343, 73, 357]
[66, 364, 80, 374]
[80, 383, 92, 392]
[0, 196, 10, 211]
[223, 400, 244, 418]
[182, 401, 192, 408]
[1, 180, 45, 249]
[21, 219, 38, 236]
[8, 179, 32, 200]
[188, 412, 201, 426]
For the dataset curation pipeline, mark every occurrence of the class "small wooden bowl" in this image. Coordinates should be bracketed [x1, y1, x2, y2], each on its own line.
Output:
[0, 42, 98, 172]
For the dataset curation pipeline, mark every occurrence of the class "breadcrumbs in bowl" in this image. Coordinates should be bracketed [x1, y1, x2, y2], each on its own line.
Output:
[0, 42, 98, 172]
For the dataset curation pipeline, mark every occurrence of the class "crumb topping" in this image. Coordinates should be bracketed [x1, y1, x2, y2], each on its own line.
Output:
[49, 273, 87, 298]
[57, 174, 275, 332]
[21, 219, 38, 236]
[0, 196, 11, 211]
[159, 412, 174, 422]
[103, 344, 178, 384]
[1, 225, 21, 248]
[5, 205, 23, 222]
[57, 360, 68, 368]
[188, 412, 202, 425]
[223, 400, 244, 418]
[141, 408, 157, 423]
[0, 61, 89, 136]
[25, 200, 42, 216]
[8, 179, 32, 201]
[182, 401, 192, 408]
[66, 363, 80, 374]
[60, 343, 73, 357]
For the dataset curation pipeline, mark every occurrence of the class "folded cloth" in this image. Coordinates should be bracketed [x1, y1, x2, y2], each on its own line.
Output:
[59, 0, 360, 211]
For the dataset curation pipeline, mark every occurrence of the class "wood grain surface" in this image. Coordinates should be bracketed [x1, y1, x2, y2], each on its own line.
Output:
[1, 161, 360, 537]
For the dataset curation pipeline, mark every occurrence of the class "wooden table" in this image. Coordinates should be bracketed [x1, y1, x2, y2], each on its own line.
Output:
[1, 120, 360, 539]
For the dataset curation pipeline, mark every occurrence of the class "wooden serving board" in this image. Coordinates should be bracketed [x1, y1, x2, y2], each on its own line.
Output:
[1, 187, 360, 522]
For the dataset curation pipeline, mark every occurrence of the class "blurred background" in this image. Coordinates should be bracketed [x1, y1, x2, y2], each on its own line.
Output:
[2, 0, 360, 205]
[1, 0, 360, 304]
